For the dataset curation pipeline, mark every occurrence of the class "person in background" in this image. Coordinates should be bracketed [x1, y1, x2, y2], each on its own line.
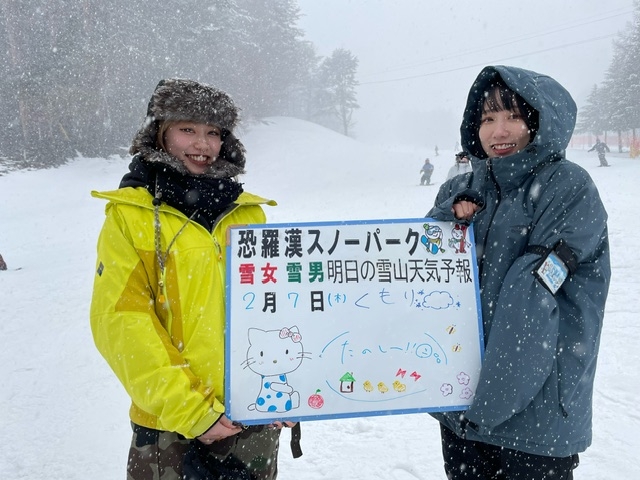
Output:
[426, 65, 610, 479]
[420, 157, 435, 185]
[588, 137, 611, 167]
[90, 78, 299, 480]
[446, 151, 473, 180]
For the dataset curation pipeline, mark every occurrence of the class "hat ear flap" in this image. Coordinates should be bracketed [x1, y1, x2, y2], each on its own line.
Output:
[218, 131, 246, 175]
[129, 117, 160, 155]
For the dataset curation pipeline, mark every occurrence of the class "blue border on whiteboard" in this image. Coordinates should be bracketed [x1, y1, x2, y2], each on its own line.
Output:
[224, 217, 485, 424]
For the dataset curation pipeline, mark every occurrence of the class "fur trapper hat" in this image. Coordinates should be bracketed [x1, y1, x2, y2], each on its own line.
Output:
[130, 78, 246, 178]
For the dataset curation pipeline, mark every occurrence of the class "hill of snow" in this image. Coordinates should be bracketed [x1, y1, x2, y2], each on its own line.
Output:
[0, 117, 637, 479]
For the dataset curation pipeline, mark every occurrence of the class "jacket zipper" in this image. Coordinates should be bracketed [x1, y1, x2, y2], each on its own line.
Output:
[477, 159, 502, 280]
[211, 203, 241, 287]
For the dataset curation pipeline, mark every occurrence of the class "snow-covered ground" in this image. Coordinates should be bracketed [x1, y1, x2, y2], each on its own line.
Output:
[0, 117, 636, 479]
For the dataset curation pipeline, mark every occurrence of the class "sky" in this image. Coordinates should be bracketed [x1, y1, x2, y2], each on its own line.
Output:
[297, 0, 636, 148]
[0, 117, 637, 479]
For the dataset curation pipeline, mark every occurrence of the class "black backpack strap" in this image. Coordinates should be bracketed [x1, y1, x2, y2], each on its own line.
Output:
[290, 422, 303, 458]
[525, 244, 548, 257]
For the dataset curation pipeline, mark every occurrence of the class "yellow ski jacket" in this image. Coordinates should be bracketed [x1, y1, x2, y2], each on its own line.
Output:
[90, 186, 276, 438]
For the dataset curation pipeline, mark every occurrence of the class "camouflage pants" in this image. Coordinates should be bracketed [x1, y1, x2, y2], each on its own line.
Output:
[127, 423, 281, 480]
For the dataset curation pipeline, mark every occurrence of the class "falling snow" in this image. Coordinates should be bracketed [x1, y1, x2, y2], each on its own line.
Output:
[0, 117, 637, 479]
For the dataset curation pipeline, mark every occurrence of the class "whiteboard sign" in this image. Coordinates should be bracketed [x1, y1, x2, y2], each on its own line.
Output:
[225, 218, 483, 425]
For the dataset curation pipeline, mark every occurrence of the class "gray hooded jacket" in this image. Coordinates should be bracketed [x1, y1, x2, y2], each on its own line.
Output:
[427, 65, 610, 457]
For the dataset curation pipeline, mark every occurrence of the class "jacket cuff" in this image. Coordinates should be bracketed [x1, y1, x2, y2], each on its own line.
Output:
[454, 189, 484, 208]
[188, 401, 225, 438]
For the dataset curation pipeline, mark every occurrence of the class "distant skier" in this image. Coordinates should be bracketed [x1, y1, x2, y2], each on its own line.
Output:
[588, 138, 610, 167]
[420, 158, 434, 185]
[0, 253, 6, 271]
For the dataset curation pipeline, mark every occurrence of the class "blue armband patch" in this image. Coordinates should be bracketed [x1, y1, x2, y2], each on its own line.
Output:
[528, 239, 577, 294]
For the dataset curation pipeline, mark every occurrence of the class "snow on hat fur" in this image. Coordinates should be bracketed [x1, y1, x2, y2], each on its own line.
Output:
[130, 78, 246, 178]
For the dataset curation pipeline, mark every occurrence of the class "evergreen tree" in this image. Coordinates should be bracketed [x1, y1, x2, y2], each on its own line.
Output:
[623, 0, 640, 140]
[582, 0, 640, 152]
[313, 48, 359, 136]
[232, 0, 314, 118]
[577, 85, 608, 136]
[0, 0, 91, 166]
[602, 9, 639, 150]
[610, 36, 633, 127]
[0, 0, 339, 169]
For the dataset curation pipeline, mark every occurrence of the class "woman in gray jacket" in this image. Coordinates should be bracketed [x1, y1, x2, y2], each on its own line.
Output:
[427, 65, 610, 479]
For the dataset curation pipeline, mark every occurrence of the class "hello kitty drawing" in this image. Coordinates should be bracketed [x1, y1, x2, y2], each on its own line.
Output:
[242, 326, 309, 413]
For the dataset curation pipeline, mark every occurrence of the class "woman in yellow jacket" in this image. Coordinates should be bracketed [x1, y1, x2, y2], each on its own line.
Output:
[90, 79, 288, 479]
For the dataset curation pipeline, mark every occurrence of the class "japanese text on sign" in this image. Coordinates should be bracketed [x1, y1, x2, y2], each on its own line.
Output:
[225, 218, 483, 424]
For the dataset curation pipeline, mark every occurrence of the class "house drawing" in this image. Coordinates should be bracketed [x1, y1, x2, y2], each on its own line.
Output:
[339, 372, 356, 393]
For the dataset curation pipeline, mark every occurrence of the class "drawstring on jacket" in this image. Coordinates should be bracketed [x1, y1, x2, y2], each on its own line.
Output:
[152, 181, 197, 306]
